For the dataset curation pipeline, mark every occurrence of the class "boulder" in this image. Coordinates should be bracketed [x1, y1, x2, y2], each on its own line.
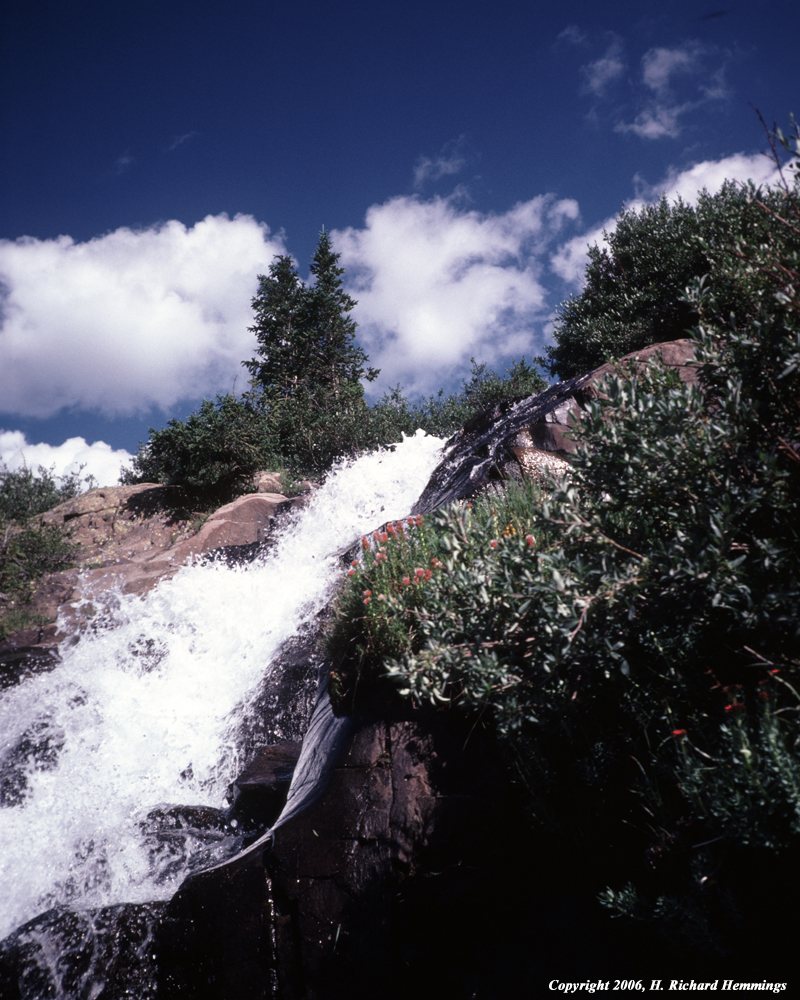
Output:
[413, 339, 698, 512]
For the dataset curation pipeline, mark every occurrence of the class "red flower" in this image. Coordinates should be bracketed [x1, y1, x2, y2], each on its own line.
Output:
[725, 703, 745, 712]
[672, 729, 688, 737]
[402, 576, 411, 586]
[490, 539, 498, 549]
[525, 534, 535, 547]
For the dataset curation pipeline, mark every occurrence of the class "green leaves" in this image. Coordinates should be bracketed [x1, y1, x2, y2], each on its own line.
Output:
[542, 180, 800, 380]
[328, 134, 800, 956]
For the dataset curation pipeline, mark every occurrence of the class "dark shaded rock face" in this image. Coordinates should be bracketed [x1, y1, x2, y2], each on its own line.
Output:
[413, 339, 698, 512]
[0, 902, 167, 1000]
[228, 742, 303, 835]
[156, 714, 518, 999]
[156, 714, 609, 1000]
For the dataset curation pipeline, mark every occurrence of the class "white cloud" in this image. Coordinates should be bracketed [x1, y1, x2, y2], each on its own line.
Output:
[551, 151, 783, 287]
[0, 430, 133, 488]
[114, 152, 135, 175]
[413, 137, 469, 190]
[641, 42, 704, 95]
[0, 214, 286, 419]
[616, 42, 729, 140]
[557, 25, 587, 47]
[167, 131, 198, 152]
[617, 104, 687, 140]
[581, 38, 625, 97]
[334, 193, 579, 395]
[640, 151, 781, 203]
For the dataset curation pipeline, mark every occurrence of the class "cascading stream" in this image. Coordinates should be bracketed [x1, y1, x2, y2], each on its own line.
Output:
[0, 433, 443, 942]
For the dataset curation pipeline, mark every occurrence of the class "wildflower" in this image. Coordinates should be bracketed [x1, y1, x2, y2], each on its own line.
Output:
[672, 729, 688, 737]
[376, 551, 387, 563]
[348, 569, 355, 576]
[362, 536, 370, 550]
[351, 560, 358, 567]
[724, 703, 745, 712]
[377, 594, 386, 601]
[490, 539, 498, 549]
[414, 567, 425, 578]
[402, 576, 411, 586]
[364, 597, 371, 605]
[363, 590, 372, 597]
[525, 534, 535, 548]
[377, 532, 388, 543]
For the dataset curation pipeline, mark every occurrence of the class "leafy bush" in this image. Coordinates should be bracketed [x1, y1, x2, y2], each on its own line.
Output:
[327, 479, 551, 712]
[1, 464, 93, 638]
[0, 463, 95, 522]
[541, 176, 799, 381]
[120, 394, 275, 504]
[328, 122, 800, 956]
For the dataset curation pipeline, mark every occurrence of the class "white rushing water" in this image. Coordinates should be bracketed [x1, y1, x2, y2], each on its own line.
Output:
[0, 432, 443, 941]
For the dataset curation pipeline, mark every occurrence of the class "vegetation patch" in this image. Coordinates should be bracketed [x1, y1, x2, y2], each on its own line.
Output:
[1, 465, 95, 639]
[327, 119, 800, 957]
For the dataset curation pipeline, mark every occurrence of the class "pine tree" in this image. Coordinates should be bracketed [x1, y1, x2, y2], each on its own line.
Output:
[243, 230, 378, 401]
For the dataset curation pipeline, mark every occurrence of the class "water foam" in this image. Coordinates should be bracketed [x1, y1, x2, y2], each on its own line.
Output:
[0, 432, 443, 940]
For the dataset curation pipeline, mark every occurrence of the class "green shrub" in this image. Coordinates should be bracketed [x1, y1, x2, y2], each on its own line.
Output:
[0, 464, 91, 638]
[327, 121, 800, 955]
[120, 394, 275, 504]
[0, 463, 95, 522]
[541, 176, 799, 381]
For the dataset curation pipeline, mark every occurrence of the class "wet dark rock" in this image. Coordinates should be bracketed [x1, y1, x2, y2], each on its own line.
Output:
[156, 713, 535, 999]
[235, 621, 326, 749]
[0, 716, 65, 807]
[0, 637, 60, 692]
[156, 859, 277, 1000]
[0, 902, 167, 1000]
[413, 339, 698, 512]
[139, 805, 243, 886]
[227, 742, 302, 834]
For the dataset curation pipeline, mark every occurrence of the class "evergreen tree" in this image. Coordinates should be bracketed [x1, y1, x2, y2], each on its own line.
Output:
[241, 255, 305, 397]
[243, 230, 378, 400]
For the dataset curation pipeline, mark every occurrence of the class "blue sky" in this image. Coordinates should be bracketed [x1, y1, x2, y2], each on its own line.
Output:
[1, 0, 797, 484]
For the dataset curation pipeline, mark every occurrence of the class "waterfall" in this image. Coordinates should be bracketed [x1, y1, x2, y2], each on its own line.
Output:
[0, 432, 443, 945]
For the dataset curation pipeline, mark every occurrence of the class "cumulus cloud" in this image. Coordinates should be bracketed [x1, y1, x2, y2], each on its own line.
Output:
[615, 41, 729, 140]
[581, 38, 625, 97]
[334, 193, 579, 395]
[0, 214, 285, 419]
[550, 151, 783, 287]
[0, 430, 133, 488]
